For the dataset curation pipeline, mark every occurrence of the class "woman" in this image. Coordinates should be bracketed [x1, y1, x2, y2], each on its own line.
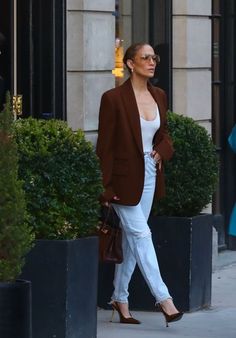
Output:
[96, 42, 183, 327]
[228, 124, 236, 237]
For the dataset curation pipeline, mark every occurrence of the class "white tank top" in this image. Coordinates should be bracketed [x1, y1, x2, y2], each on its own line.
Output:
[140, 105, 160, 153]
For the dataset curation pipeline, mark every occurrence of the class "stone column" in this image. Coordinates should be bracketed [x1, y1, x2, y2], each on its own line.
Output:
[172, 0, 212, 134]
[66, 0, 115, 142]
[172, 1, 213, 220]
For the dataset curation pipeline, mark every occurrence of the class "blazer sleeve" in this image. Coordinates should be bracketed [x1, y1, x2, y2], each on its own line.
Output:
[153, 91, 174, 161]
[96, 92, 117, 203]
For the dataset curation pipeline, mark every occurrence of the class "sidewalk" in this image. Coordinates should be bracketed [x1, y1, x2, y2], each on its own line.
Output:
[97, 250, 236, 338]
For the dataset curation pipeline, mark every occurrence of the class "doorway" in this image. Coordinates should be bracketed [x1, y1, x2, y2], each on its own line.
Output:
[0, 0, 66, 119]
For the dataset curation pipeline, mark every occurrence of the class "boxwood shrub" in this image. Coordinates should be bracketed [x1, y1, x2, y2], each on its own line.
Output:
[154, 111, 219, 217]
[14, 118, 103, 239]
[0, 94, 34, 281]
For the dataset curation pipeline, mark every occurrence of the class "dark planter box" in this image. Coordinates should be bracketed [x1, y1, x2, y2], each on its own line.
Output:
[98, 214, 213, 312]
[0, 280, 32, 338]
[21, 237, 98, 338]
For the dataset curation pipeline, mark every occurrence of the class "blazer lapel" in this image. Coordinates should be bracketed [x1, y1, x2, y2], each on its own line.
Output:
[120, 79, 143, 155]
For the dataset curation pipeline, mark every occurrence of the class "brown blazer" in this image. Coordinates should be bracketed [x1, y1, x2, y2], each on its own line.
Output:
[96, 78, 174, 205]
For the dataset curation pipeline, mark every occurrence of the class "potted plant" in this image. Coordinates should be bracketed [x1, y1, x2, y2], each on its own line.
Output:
[13, 118, 103, 338]
[0, 93, 34, 338]
[98, 111, 218, 312]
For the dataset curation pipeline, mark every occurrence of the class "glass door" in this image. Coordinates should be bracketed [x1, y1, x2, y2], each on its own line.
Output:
[149, 0, 172, 105]
[132, 0, 172, 104]
[18, 0, 66, 119]
[0, 0, 66, 119]
[0, 0, 14, 109]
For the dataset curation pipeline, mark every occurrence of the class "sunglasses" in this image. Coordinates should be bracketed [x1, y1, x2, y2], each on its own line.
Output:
[139, 54, 160, 63]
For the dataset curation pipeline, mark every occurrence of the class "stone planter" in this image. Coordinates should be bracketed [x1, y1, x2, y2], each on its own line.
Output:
[0, 280, 32, 338]
[21, 237, 98, 338]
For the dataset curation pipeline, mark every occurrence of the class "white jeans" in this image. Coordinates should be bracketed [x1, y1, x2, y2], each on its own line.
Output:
[111, 153, 171, 304]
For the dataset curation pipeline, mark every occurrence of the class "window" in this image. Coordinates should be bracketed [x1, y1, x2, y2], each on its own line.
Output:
[113, 0, 172, 103]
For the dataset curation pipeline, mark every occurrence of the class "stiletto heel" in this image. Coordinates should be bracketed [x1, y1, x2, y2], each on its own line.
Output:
[158, 304, 183, 327]
[110, 309, 115, 322]
[110, 301, 141, 324]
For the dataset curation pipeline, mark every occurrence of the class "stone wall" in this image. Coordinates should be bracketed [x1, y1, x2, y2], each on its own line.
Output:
[66, 0, 115, 143]
[172, 0, 212, 134]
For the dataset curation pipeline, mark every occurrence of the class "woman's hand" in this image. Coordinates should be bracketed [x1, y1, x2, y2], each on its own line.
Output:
[151, 150, 162, 170]
[102, 195, 120, 207]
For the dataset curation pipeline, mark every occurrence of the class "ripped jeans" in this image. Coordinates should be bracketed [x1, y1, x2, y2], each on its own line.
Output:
[111, 153, 171, 304]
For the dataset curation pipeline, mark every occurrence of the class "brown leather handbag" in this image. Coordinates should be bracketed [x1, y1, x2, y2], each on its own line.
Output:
[97, 206, 123, 264]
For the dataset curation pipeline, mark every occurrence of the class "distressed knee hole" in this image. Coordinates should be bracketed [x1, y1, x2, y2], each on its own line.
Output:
[136, 229, 152, 239]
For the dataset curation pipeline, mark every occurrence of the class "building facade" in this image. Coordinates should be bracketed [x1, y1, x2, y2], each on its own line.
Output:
[0, 0, 235, 249]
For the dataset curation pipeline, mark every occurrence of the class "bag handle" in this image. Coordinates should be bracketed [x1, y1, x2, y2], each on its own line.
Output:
[101, 205, 120, 229]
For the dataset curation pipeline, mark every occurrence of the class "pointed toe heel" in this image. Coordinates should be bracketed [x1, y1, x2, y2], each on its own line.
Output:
[158, 304, 183, 327]
[110, 301, 141, 324]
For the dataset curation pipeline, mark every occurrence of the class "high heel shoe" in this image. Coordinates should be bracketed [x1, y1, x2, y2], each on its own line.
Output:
[158, 304, 183, 327]
[110, 301, 141, 324]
